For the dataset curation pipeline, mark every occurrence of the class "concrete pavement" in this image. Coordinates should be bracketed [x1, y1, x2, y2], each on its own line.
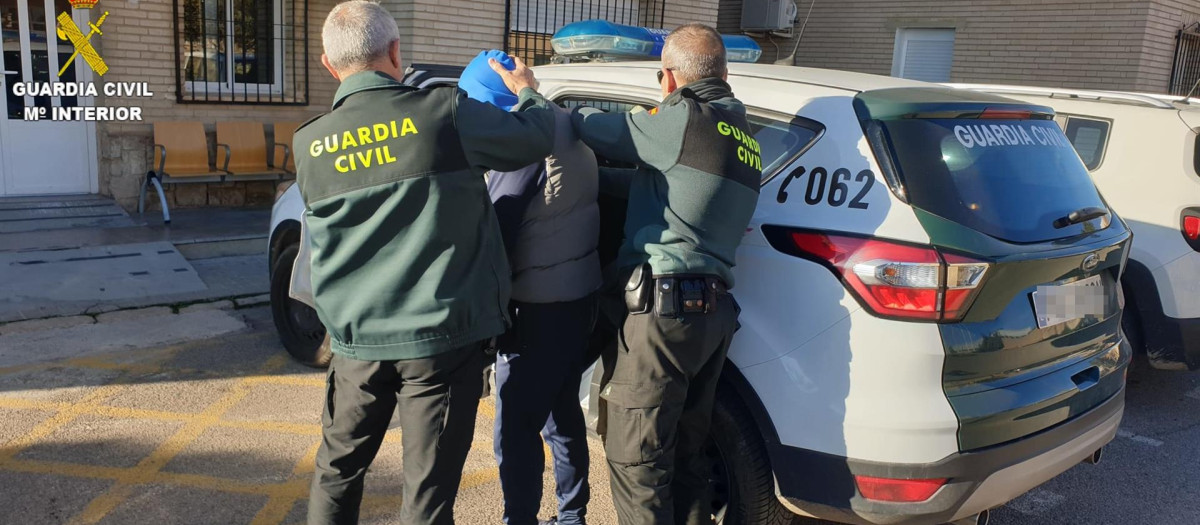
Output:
[0, 306, 621, 525]
[989, 360, 1200, 525]
[0, 197, 271, 323]
[2, 302, 1199, 524]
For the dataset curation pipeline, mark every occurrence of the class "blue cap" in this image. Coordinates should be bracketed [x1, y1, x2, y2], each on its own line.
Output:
[460, 50, 519, 111]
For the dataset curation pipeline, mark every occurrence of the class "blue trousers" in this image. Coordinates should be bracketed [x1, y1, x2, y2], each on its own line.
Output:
[494, 295, 596, 525]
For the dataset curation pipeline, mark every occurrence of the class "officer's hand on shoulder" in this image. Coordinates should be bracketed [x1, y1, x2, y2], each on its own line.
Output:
[489, 56, 539, 95]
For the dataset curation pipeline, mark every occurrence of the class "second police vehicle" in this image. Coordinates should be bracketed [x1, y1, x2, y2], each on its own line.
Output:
[268, 21, 1132, 525]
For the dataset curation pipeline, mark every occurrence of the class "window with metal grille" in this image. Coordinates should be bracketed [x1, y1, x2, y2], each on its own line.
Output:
[174, 0, 308, 105]
[1171, 22, 1200, 96]
[505, 0, 666, 66]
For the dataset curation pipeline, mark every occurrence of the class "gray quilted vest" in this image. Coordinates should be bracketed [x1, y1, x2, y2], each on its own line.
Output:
[509, 107, 601, 303]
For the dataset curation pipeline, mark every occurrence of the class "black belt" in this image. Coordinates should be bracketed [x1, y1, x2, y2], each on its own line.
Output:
[655, 274, 727, 316]
[625, 264, 728, 317]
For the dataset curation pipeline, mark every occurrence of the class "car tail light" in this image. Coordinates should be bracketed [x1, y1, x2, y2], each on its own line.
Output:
[775, 230, 990, 322]
[1185, 216, 1199, 240]
[855, 475, 947, 503]
[1184, 210, 1200, 251]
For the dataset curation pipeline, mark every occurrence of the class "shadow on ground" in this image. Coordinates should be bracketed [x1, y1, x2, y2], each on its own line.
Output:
[0, 307, 318, 394]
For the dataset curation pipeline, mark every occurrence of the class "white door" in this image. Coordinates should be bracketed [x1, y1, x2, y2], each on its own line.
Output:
[0, 0, 96, 196]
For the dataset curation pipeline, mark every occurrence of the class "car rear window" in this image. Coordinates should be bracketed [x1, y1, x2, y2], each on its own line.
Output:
[880, 118, 1109, 243]
[747, 114, 822, 182]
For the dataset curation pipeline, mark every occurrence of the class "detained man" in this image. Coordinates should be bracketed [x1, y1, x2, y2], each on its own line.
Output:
[460, 50, 602, 525]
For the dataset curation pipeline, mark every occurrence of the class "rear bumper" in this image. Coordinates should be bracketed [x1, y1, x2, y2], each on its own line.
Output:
[770, 388, 1125, 525]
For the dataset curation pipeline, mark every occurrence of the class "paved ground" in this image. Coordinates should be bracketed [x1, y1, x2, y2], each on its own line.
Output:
[0, 305, 1198, 525]
[0, 306, 617, 525]
[0, 198, 270, 323]
[988, 357, 1200, 525]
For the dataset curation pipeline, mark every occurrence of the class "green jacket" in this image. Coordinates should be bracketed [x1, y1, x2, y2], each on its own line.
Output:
[295, 71, 555, 361]
[571, 78, 761, 287]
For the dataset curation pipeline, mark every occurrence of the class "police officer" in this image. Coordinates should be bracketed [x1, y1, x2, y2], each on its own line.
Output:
[570, 24, 761, 524]
[298, 3, 554, 524]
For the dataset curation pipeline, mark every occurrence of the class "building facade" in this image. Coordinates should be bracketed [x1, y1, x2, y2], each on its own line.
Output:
[0, 0, 716, 210]
[719, 0, 1200, 95]
[8, 0, 1200, 209]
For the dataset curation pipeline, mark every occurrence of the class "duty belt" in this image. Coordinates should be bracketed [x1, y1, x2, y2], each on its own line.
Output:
[624, 264, 728, 317]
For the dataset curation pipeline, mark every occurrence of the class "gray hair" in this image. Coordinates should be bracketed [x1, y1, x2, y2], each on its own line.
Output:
[322, 1, 400, 72]
[662, 23, 727, 84]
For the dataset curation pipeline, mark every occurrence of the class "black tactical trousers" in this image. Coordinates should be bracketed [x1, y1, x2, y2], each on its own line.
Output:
[308, 343, 488, 525]
[602, 293, 739, 525]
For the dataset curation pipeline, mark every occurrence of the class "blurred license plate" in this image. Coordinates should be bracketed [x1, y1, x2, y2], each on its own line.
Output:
[1032, 275, 1105, 329]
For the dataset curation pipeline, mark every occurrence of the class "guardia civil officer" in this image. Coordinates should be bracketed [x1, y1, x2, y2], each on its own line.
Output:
[570, 24, 761, 524]
[298, 3, 554, 524]
[460, 51, 601, 525]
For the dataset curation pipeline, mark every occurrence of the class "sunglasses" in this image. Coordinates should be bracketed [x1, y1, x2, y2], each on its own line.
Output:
[656, 68, 674, 84]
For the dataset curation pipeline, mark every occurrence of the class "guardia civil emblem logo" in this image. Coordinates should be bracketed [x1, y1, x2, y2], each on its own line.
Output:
[56, 0, 109, 76]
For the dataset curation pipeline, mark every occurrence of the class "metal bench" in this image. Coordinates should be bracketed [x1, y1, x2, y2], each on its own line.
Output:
[139, 121, 291, 224]
[272, 121, 301, 175]
[215, 121, 291, 181]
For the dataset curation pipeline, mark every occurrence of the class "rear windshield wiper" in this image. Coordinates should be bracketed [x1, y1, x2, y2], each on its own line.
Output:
[1054, 206, 1109, 229]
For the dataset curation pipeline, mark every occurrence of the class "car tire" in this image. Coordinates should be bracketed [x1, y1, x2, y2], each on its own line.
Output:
[709, 386, 794, 525]
[270, 243, 332, 368]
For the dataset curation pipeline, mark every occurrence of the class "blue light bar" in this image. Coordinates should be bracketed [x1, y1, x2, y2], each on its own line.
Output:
[551, 20, 762, 63]
[723, 34, 763, 64]
[550, 20, 656, 58]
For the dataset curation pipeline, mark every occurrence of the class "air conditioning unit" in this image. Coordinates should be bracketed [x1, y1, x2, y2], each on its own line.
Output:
[741, 0, 798, 32]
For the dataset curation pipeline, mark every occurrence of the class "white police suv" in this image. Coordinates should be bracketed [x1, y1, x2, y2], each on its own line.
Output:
[950, 84, 1200, 372]
[269, 63, 1131, 525]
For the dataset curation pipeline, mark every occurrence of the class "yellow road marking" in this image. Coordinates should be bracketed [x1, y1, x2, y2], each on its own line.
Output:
[352, 464, 502, 521]
[0, 383, 127, 461]
[0, 379, 130, 525]
[478, 398, 496, 419]
[69, 355, 291, 524]
[460, 465, 501, 490]
[360, 493, 401, 516]
[219, 418, 328, 438]
[251, 494, 301, 525]
[246, 376, 327, 388]
[293, 441, 322, 477]
[249, 438, 323, 525]
[0, 349, 508, 525]
[246, 399, 504, 524]
[1, 457, 310, 497]
[0, 397, 409, 441]
[69, 484, 134, 525]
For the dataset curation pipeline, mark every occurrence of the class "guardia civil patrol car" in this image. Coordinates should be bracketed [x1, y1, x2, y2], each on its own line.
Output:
[949, 84, 1200, 372]
[269, 62, 1131, 525]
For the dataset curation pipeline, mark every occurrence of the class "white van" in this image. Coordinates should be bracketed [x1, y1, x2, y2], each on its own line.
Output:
[270, 63, 1132, 525]
[951, 85, 1200, 371]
